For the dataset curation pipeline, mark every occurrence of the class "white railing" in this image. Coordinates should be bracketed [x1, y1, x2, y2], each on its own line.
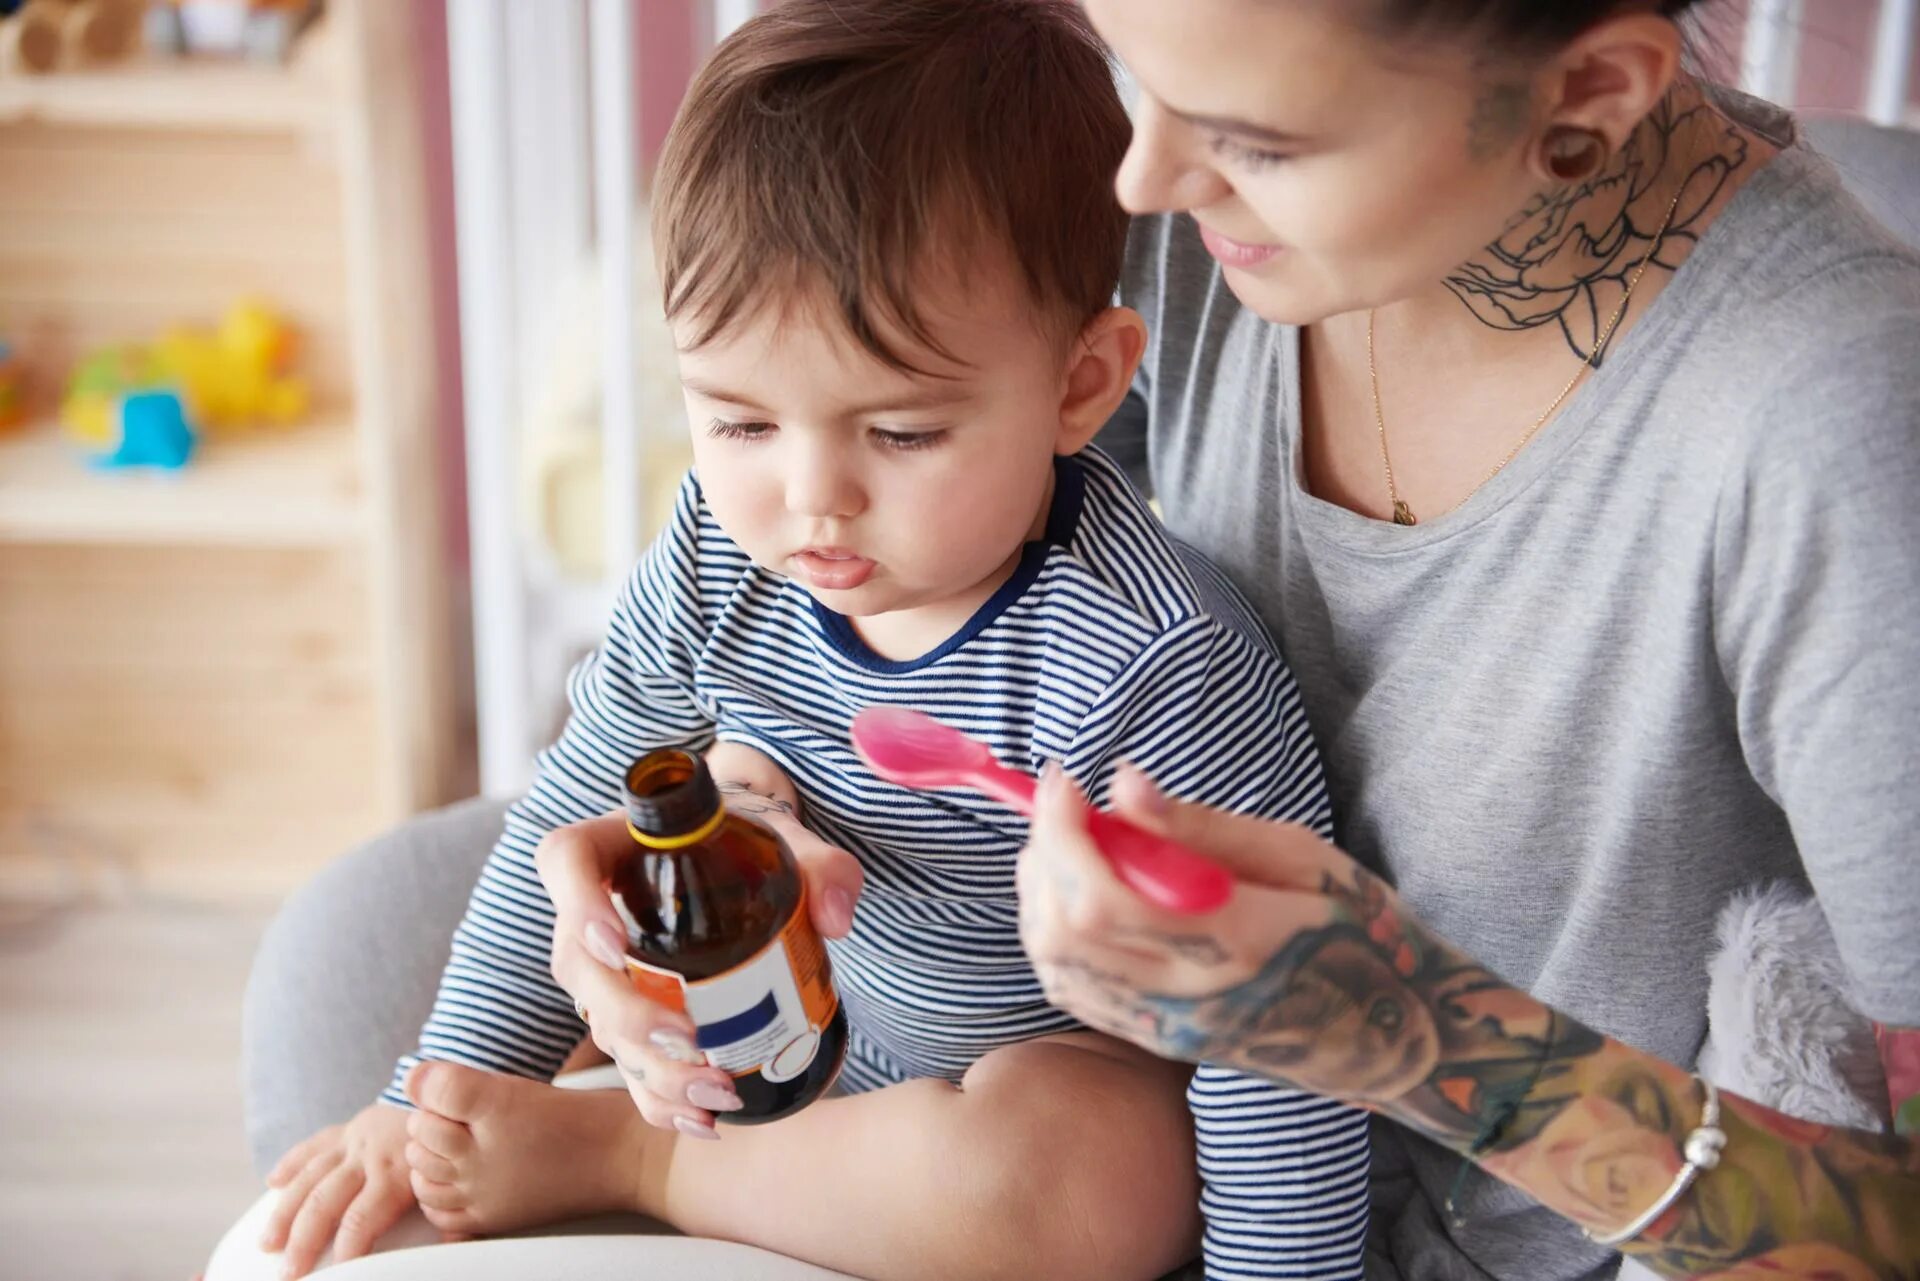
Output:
[450, 0, 1912, 799]
[451, 0, 761, 796]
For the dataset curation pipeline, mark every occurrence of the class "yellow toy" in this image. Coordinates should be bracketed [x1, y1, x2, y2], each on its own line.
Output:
[150, 300, 309, 433]
[61, 299, 309, 448]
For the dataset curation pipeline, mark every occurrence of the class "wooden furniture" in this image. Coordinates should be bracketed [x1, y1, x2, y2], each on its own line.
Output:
[0, 0, 466, 903]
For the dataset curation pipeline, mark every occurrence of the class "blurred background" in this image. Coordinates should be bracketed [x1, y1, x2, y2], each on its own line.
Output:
[0, 1, 1913, 1277]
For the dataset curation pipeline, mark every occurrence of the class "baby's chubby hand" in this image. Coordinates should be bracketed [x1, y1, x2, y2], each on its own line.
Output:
[259, 1103, 416, 1278]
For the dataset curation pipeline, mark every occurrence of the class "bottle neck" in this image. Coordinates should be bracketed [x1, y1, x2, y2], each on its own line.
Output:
[627, 808, 727, 851]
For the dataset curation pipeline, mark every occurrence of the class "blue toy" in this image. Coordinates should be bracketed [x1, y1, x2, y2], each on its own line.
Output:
[97, 390, 197, 470]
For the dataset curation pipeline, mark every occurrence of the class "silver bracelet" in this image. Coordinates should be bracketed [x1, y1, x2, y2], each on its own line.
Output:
[1586, 1076, 1728, 1249]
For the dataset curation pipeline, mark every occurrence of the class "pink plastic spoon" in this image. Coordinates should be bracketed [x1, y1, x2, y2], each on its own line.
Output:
[850, 706, 1233, 915]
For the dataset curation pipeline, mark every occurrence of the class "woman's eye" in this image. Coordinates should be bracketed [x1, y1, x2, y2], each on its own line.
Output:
[1208, 135, 1291, 173]
[871, 427, 947, 452]
[707, 418, 774, 442]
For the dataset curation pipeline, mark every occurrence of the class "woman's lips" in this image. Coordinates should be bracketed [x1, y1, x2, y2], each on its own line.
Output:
[1198, 222, 1284, 269]
[792, 549, 876, 591]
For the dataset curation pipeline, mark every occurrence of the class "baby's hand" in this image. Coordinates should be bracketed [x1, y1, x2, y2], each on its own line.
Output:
[259, 1103, 414, 1278]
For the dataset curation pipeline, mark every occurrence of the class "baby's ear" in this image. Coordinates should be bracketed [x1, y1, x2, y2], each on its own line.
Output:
[1057, 306, 1148, 454]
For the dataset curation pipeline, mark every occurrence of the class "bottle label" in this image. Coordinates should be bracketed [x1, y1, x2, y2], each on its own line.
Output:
[622, 898, 839, 1082]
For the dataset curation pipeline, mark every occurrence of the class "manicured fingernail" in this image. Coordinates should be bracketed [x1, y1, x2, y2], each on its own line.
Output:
[584, 922, 626, 971]
[687, 1080, 743, 1112]
[650, 1030, 702, 1063]
[674, 1116, 721, 1141]
[824, 887, 854, 935]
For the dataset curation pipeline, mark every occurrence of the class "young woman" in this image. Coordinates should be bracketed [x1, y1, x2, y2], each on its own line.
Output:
[1016, 1, 1920, 1278]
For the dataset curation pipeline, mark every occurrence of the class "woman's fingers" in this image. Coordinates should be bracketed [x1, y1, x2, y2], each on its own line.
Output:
[535, 813, 642, 975]
[330, 1168, 414, 1263]
[619, 1061, 724, 1137]
[562, 953, 740, 1130]
[787, 830, 865, 939]
[1023, 762, 1140, 934]
[260, 1146, 343, 1251]
[1108, 763, 1342, 889]
[280, 1160, 366, 1279]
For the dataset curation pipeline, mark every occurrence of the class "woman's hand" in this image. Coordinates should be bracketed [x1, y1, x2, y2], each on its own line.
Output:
[1017, 761, 1447, 1104]
[534, 766, 862, 1139]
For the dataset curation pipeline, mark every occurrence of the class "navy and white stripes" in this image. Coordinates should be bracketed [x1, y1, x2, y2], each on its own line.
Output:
[387, 446, 1369, 1280]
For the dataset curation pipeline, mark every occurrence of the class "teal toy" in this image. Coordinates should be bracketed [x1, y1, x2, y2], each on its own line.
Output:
[98, 390, 196, 470]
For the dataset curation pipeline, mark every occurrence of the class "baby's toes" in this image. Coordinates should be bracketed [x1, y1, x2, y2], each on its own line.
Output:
[418, 1203, 481, 1237]
[409, 1170, 470, 1217]
[405, 1140, 460, 1185]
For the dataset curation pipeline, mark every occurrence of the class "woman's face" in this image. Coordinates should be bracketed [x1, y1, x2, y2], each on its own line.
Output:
[1084, 0, 1548, 325]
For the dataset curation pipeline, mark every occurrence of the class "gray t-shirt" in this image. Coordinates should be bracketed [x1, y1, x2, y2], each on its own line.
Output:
[1105, 99, 1920, 1281]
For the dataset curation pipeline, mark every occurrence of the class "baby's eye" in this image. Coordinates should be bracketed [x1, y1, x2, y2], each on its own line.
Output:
[871, 427, 947, 452]
[707, 418, 775, 442]
[1207, 135, 1291, 173]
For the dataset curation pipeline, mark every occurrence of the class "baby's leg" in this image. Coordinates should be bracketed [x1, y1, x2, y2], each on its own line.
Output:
[643, 1030, 1198, 1281]
[402, 1033, 1195, 1281]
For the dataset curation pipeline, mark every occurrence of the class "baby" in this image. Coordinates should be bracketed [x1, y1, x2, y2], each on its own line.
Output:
[252, 3, 1372, 1280]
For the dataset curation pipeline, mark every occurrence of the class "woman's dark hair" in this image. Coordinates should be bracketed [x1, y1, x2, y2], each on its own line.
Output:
[1372, 0, 1712, 49]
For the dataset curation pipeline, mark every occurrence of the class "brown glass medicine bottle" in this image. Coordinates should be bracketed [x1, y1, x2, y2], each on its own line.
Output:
[608, 748, 847, 1124]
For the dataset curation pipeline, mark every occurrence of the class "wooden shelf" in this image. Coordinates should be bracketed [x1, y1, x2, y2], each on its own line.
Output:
[0, 419, 364, 548]
[0, 56, 332, 135]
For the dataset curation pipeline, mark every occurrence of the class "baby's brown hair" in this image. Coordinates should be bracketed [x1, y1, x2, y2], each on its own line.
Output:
[653, 0, 1132, 371]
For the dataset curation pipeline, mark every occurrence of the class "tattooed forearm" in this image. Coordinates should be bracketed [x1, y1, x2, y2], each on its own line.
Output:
[1449, 88, 1750, 361]
[1075, 860, 1920, 1277]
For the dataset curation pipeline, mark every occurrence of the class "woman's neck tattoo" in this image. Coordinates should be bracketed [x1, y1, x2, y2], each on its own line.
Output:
[1449, 93, 1749, 363]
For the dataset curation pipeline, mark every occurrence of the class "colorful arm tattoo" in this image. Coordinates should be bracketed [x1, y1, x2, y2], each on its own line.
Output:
[1092, 864, 1920, 1279]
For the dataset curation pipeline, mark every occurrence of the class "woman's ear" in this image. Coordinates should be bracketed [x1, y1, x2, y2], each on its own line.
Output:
[1528, 13, 1686, 181]
[1058, 306, 1149, 454]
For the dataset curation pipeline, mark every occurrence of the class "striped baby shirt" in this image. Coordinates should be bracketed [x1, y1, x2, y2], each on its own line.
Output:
[386, 445, 1370, 1279]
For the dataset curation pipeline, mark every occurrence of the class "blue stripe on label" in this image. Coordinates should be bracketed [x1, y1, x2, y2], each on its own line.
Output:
[696, 991, 779, 1049]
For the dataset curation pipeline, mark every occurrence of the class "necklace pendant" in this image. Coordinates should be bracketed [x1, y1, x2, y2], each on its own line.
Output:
[1392, 500, 1418, 527]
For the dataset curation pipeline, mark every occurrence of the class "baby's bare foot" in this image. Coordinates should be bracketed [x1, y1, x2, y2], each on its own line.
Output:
[401, 1062, 659, 1237]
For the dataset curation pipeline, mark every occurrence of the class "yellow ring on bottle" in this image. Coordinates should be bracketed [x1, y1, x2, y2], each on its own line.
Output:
[627, 808, 726, 850]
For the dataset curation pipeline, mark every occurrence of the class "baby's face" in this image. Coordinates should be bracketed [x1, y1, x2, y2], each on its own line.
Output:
[675, 260, 1073, 634]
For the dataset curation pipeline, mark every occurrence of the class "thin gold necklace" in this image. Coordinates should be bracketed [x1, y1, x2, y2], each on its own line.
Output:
[1367, 185, 1686, 527]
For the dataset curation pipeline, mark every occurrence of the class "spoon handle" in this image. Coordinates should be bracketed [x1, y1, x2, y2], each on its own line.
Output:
[1085, 809, 1234, 915]
[975, 760, 1231, 915]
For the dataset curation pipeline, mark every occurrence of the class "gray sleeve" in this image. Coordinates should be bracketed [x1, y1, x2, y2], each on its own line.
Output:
[1098, 383, 1153, 497]
[1712, 303, 1920, 1026]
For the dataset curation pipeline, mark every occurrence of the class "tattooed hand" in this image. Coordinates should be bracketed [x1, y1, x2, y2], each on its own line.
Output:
[1016, 763, 1920, 1279]
[1017, 761, 1458, 1102]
